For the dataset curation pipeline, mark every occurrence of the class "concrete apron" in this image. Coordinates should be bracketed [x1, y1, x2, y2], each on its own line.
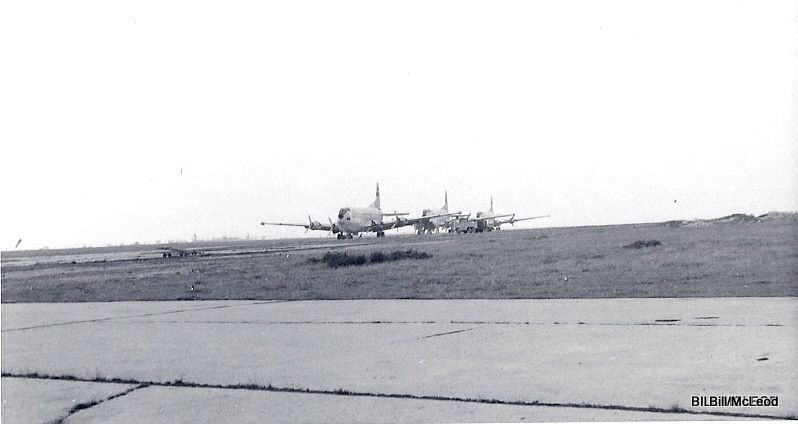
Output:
[2, 298, 796, 422]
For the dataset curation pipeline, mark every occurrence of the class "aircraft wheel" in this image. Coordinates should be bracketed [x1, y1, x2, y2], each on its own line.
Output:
[336, 233, 343, 239]
[348, 234, 354, 239]
[162, 253, 168, 258]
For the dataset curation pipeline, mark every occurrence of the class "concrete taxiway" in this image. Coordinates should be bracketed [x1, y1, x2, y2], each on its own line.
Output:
[2, 298, 796, 422]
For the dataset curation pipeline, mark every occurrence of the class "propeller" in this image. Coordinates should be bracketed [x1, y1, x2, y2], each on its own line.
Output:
[392, 212, 405, 229]
[328, 217, 339, 236]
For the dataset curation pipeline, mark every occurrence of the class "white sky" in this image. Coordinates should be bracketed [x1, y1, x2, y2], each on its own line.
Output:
[1, 0, 796, 250]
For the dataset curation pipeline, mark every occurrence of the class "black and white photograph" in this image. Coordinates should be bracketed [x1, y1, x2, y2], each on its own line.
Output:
[1, 0, 796, 422]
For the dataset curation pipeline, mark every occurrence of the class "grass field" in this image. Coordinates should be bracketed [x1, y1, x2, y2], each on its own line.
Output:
[1, 220, 796, 303]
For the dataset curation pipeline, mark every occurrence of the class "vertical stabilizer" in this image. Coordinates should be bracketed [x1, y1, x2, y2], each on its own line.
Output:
[442, 190, 449, 212]
[370, 182, 381, 209]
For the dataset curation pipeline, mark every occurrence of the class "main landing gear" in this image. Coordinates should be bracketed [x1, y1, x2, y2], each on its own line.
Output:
[337, 232, 383, 239]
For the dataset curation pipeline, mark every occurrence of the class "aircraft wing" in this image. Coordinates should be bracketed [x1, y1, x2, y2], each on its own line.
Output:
[380, 211, 410, 217]
[260, 220, 333, 232]
[494, 214, 550, 226]
[472, 213, 515, 222]
[366, 212, 459, 232]
[418, 211, 462, 222]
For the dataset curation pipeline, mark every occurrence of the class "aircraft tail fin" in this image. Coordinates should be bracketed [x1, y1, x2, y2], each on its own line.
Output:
[442, 190, 449, 212]
[369, 182, 381, 209]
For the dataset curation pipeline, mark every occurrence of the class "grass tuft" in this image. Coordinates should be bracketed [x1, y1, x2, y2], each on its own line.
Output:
[388, 249, 432, 261]
[320, 252, 367, 268]
[310, 249, 432, 268]
[623, 240, 662, 249]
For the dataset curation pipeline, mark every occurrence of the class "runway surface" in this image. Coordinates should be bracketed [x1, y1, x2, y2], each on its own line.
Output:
[2, 298, 796, 422]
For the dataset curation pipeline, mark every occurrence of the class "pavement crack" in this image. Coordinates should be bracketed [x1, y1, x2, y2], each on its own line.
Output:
[49, 383, 148, 424]
[420, 328, 474, 339]
[7, 312, 781, 332]
[1, 301, 279, 332]
[140, 319, 439, 325]
[98, 319, 784, 328]
[3, 371, 791, 421]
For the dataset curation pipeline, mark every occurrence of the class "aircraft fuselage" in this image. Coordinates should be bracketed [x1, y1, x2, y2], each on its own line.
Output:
[423, 208, 450, 228]
[336, 206, 383, 234]
[475, 211, 500, 231]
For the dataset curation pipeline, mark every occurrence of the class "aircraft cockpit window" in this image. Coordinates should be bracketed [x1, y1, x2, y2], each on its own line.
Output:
[422, 209, 432, 216]
[338, 208, 349, 219]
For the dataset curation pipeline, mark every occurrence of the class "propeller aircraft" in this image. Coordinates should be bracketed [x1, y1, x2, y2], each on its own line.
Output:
[260, 183, 457, 239]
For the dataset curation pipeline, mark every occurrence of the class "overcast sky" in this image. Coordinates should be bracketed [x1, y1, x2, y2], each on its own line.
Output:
[2, 0, 796, 250]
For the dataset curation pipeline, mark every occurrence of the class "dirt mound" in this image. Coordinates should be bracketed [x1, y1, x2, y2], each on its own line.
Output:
[711, 214, 759, 224]
[756, 211, 798, 222]
[663, 211, 797, 227]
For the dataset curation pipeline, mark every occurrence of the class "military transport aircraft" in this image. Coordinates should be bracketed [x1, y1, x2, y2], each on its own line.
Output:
[413, 191, 465, 234]
[470, 196, 550, 232]
[260, 183, 457, 239]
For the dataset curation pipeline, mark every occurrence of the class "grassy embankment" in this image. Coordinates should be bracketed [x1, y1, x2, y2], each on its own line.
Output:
[1, 220, 796, 302]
